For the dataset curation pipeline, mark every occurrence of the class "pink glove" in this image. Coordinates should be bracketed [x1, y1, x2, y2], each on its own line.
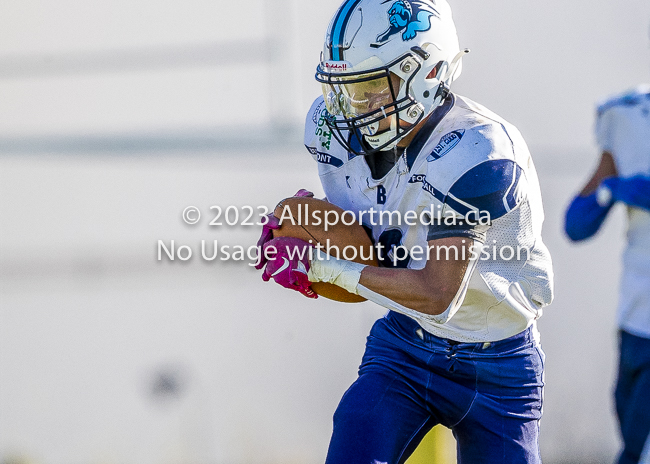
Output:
[261, 237, 317, 299]
[292, 189, 315, 198]
[254, 189, 314, 270]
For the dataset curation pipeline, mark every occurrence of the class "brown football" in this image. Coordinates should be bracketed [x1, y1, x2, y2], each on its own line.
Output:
[272, 196, 378, 303]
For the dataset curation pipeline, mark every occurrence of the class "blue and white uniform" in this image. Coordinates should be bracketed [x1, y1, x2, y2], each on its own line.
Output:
[596, 86, 650, 340]
[305, 93, 554, 463]
[594, 86, 650, 464]
[305, 93, 554, 343]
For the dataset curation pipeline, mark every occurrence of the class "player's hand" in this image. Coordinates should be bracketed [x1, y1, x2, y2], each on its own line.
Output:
[254, 189, 315, 270]
[255, 214, 281, 269]
[261, 237, 318, 299]
[601, 176, 650, 211]
[293, 189, 315, 198]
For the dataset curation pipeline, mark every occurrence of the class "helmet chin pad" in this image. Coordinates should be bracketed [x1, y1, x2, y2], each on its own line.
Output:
[359, 120, 380, 137]
[363, 115, 400, 150]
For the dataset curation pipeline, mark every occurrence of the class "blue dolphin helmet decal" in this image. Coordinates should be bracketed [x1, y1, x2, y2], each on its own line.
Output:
[373, 0, 439, 47]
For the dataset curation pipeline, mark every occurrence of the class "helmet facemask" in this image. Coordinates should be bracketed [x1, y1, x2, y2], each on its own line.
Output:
[316, 53, 426, 156]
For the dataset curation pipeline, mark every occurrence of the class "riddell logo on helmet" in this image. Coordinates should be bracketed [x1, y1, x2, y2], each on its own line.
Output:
[323, 61, 351, 72]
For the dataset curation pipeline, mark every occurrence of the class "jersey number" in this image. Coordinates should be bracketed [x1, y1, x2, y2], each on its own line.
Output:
[376, 229, 409, 268]
[377, 185, 387, 205]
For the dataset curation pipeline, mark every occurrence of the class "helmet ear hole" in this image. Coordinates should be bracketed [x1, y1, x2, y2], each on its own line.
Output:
[426, 61, 443, 80]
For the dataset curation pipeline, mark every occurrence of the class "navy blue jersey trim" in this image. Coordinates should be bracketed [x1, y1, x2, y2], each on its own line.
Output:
[505, 164, 522, 210]
[305, 145, 345, 168]
[421, 178, 446, 202]
[447, 159, 524, 220]
[406, 94, 455, 170]
[443, 195, 472, 216]
[347, 131, 363, 160]
[427, 227, 486, 244]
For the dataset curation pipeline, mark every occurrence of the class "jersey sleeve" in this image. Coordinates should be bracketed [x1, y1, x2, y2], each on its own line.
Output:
[425, 120, 527, 244]
[427, 159, 526, 243]
[303, 96, 345, 170]
[595, 105, 616, 153]
[595, 87, 649, 154]
[304, 96, 324, 150]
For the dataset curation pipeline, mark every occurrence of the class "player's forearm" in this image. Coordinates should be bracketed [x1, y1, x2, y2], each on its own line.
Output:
[308, 238, 472, 316]
[358, 266, 458, 315]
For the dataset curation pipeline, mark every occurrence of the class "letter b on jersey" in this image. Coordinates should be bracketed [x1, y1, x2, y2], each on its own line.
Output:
[377, 185, 387, 205]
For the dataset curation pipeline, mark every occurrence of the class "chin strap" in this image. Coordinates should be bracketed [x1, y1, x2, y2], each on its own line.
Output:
[431, 48, 470, 108]
[448, 49, 470, 78]
[444, 48, 470, 88]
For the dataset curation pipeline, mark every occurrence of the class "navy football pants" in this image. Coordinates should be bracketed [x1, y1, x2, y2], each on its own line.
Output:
[615, 330, 650, 464]
[325, 312, 545, 464]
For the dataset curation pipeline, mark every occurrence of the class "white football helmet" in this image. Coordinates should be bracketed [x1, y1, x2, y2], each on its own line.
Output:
[316, 0, 468, 155]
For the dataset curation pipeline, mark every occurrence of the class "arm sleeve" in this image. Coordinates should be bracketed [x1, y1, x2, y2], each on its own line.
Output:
[604, 175, 650, 211]
[564, 192, 613, 242]
[428, 159, 526, 243]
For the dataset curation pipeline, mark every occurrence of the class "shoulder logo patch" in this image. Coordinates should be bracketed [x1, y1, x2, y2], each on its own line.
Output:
[427, 129, 464, 161]
[372, 0, 439, 47]
[306, 146, 344, 168]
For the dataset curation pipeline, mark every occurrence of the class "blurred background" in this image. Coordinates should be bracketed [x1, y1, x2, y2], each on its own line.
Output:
[1, 0, 650, 463]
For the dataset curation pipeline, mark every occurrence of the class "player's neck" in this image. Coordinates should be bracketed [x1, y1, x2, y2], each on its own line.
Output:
[397, 116, 429, 148]
[366, 147, 404, 180]
[398, 94, 454, 149]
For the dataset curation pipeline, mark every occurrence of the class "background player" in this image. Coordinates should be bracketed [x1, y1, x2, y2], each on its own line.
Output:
[257, 0, 554, 462]
[564, 79, 650, 463]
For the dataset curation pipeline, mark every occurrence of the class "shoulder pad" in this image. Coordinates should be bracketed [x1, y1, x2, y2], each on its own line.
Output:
[304, 96, 327, 143]
[446, 159, 526, 220]
[304, 96, 347, 169]
[423, 120, 518, 193]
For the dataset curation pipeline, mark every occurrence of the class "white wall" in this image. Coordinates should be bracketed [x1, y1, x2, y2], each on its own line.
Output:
[1, 0, 649, 147]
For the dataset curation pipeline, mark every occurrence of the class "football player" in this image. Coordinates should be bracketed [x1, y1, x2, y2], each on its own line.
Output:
[257, 0, 554, 462]
[565, 79, 650, 463]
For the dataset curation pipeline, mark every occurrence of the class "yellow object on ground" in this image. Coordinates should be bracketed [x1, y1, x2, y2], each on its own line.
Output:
[405, 425, 456, 464]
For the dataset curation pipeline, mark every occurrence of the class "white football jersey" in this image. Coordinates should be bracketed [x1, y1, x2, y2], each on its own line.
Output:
[304, 94, 554, 342]
[596, 85, 650, 338]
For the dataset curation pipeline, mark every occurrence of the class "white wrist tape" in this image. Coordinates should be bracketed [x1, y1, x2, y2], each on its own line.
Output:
[308, 248, 366, 294]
